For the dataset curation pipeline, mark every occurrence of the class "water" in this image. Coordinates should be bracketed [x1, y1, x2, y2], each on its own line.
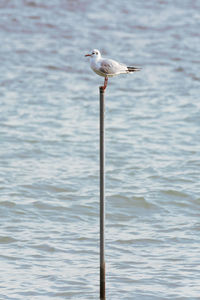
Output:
[0, 0, 200, 299]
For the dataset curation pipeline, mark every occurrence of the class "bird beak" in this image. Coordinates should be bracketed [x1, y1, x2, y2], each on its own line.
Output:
[85, 54, 91, 57]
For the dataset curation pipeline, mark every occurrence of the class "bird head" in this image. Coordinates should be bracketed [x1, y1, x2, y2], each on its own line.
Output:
[85, 49, 101, 59]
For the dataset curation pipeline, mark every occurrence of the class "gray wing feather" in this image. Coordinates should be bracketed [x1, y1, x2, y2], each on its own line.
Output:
[99, 61, 114, 74]
[99, 59, 126, 75]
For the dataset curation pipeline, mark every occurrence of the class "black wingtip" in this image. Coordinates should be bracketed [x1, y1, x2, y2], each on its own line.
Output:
[127, 66, 141, 72]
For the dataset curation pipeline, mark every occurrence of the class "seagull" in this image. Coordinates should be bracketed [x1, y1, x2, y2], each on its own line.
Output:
[85, 49, 141, 90]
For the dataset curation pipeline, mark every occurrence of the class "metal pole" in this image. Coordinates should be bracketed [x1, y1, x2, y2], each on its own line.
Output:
[99, 86, 106, 300]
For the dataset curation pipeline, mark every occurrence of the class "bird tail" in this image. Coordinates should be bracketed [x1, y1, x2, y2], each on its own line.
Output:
[127, 66, 141, 72]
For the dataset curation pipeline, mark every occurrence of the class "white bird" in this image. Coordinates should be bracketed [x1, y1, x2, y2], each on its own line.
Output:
[85, 49, 141, 90]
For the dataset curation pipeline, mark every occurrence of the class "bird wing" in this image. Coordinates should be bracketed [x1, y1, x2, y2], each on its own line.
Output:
[99, 59, 126, 75]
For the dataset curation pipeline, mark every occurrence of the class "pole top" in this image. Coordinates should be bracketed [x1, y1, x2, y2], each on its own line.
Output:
[99, 86, 105, 93]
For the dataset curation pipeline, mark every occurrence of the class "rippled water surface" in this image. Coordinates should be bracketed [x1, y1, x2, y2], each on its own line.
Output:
[0, 0, 200, 299]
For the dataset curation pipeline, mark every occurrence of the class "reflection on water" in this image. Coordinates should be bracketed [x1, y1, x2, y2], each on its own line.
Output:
[0, 0, 200, 299]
